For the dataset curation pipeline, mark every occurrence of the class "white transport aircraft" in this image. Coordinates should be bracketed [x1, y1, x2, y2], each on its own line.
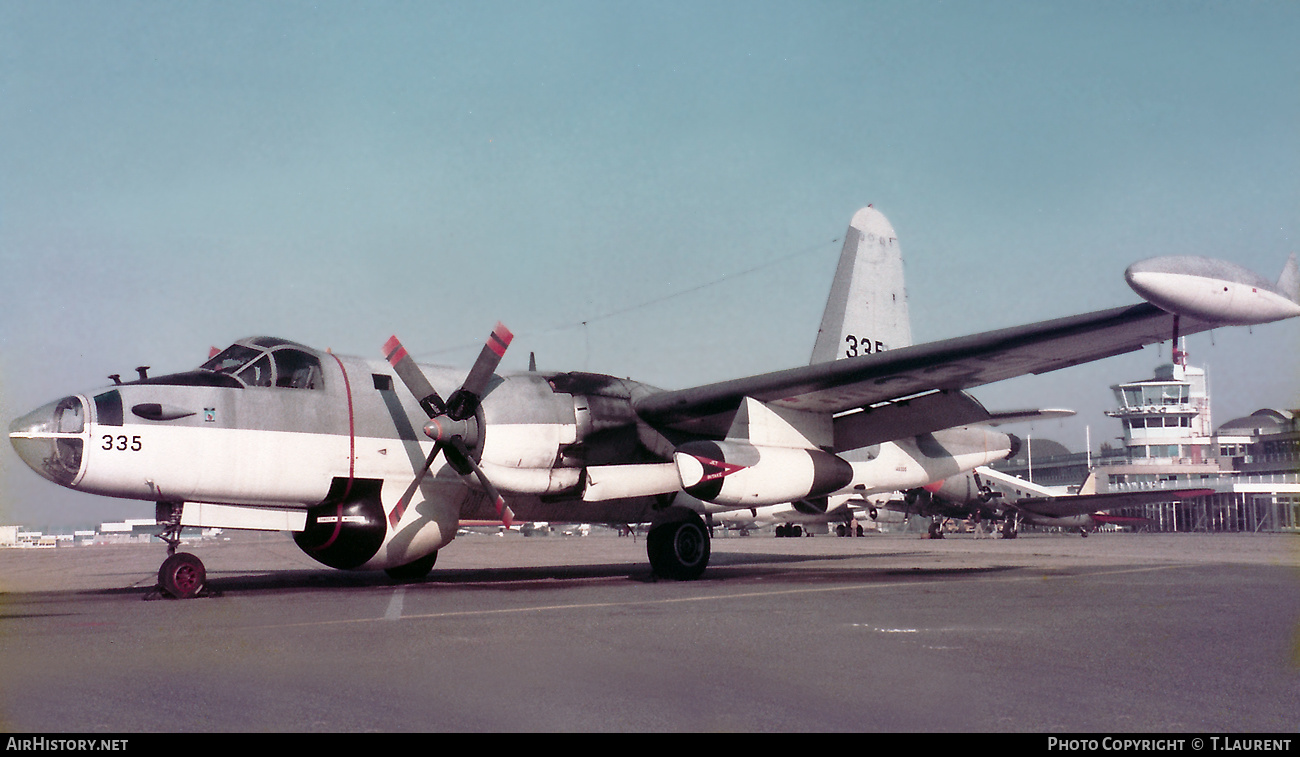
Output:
[10, 207, 1299, 597]
[886, 467, 1213, 539]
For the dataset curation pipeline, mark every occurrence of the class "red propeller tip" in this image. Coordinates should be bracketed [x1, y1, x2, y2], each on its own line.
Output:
[383, 336, 408, 365]
[496, 497, 514, 527]
[488, 323, 513, 357]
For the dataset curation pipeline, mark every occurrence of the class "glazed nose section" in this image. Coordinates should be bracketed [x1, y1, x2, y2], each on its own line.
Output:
[9, 396, 88, 487]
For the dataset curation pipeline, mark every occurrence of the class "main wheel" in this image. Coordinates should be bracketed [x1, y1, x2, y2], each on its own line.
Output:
[647, 514, 710, 581]
[158, 552, 206, 599]
[384, 550, 439, 582]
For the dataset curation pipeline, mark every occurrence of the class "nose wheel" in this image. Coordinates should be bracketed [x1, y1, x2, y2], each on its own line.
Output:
[149, 502, 212, 599]
[158, 552, 207, 599]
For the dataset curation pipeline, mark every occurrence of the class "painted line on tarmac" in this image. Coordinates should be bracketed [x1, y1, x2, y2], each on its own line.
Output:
[383, 586, 406, 621]
[253, 562, 1191, 630]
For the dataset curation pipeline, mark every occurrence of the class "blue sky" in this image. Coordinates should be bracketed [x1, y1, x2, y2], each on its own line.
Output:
[2, 1, 1297, 529]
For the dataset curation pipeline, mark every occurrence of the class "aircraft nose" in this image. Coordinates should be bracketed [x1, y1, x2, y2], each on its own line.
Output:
[9, 396, 87, 486]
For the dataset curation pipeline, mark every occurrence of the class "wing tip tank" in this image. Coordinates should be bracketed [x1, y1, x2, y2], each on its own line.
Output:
[1125, 255, 1300, 325]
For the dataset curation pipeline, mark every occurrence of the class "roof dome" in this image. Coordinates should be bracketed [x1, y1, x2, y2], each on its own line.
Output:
[1216, 409, 1291, 435]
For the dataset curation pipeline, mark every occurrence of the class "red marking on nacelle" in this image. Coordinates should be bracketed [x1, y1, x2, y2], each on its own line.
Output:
[693, 455, 748, 483]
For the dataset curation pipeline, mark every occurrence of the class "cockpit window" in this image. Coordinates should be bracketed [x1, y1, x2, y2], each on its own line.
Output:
[250, 337, 297, 349]
[237, 355, 274, 387]
[199, 340, 324, 390]
[202, 345, 262, 374]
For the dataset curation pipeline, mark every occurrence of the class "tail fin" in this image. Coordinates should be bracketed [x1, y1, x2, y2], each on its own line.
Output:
[810, 206, 912, 365]
[1276, 252, 1299, 304]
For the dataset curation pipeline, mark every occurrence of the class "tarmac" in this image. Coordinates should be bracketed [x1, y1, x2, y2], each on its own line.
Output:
[1, 528, 1297, 732]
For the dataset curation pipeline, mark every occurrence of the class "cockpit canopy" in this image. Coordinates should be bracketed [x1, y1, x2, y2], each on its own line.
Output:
[200, 337, 324, 389]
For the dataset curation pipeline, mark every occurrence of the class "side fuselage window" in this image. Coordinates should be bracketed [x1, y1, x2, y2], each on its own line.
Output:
[272, 349, 324, 389]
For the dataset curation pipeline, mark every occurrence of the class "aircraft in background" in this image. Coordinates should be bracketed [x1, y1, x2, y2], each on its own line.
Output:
[709, 500, 861, 537]
[891, 466, 1213, 538]
[10, 207, 1298, 597]
[708, 205, 1073, 539]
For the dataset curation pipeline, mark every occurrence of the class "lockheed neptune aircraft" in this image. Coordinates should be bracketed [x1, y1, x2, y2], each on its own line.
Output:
[10, 207, 1300, 597]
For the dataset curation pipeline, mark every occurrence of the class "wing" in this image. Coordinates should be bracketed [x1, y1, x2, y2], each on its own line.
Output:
[1009, 488, 1213, 519]
[634, 302, 1217, 438]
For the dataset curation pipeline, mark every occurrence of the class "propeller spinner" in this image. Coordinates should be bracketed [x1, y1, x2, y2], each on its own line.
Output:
[383, 324, 515, 527]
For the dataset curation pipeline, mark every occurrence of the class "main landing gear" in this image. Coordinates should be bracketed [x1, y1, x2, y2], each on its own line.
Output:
[835, 523, 865, 537]
[1000, 515, 1019, 539]
[150, 502, 210, 600]
[647, 510, 710, 581]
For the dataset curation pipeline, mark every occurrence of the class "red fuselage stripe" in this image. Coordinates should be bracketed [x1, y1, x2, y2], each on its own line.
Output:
[316, 353, 357, 552]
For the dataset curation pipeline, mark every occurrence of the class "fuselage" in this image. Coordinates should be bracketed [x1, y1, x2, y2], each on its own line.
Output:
[9, 338, 671, 569]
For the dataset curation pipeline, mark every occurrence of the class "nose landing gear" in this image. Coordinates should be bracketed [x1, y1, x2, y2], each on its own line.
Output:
[149, 502, 212, 599]
[158, 551, 206, 599]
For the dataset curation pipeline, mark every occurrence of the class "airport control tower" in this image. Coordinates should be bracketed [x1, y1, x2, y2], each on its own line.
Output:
[1105, 352, 1212, 465]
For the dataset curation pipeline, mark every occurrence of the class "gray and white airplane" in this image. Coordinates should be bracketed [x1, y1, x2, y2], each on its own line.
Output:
[10, 208, 1299, 597]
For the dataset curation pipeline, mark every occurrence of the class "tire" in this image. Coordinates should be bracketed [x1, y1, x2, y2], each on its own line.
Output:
[647, 514, 710, 580]
[158, 552, 206, 599]
[384, 550, 439, 582]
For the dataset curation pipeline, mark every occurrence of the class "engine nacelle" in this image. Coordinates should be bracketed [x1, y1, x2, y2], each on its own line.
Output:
[673, 440, 853, 507]
[294, 479, 388, 570]
[293, 476, 458, 571]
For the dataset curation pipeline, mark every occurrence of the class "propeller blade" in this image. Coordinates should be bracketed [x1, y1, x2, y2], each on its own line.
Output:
[448, 437, 515, 527]
[383, 335, 447, 418]
[389, 442, 444, 528]
[383, 325, 515, 527]
[446, 322, 513, 420]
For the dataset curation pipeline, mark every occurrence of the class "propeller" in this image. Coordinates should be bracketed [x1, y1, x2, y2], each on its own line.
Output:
[382, 323, 515, 528]
[902, 487, 932, 515]
[972, 470, 1001, 504]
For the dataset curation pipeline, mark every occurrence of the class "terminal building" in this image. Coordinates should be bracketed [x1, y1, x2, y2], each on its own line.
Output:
[993, 349, 1300, 532]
